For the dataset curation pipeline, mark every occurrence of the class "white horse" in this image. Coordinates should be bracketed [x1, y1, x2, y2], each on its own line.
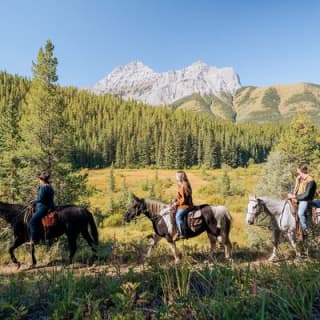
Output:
[246, 195, 301, 261]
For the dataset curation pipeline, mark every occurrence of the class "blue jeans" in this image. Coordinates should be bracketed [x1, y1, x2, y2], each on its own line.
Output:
[311, 200, 320, 208]
[298, 201, 308, 232]
[29, 204, 48, 241]
[176, 208, 190, 235]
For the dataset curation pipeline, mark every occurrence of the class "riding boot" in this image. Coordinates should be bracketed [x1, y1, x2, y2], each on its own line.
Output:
[302, 228, 309, 240]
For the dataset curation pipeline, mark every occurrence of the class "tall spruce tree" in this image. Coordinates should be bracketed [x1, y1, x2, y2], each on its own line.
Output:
[0, 101, 22, 202]
[276, 114, 319, 166]
[0, 74, 29, 202]
[19, 40, 88, 204]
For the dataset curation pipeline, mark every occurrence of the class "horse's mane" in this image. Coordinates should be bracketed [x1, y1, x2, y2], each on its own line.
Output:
[0, 202, 25, 224]
[55, 205, 80, 210]
[144, 199, 168, 215]
[259, 196, 286, 214]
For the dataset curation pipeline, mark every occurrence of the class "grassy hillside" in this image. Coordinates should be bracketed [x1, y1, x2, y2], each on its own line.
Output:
[172, 83, 320, 123]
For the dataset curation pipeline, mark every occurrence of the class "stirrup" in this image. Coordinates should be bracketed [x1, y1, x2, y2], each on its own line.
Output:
[173, 233, 186, 241]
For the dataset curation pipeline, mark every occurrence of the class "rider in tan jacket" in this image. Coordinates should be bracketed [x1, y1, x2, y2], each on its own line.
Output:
[288, 163, 317, 236]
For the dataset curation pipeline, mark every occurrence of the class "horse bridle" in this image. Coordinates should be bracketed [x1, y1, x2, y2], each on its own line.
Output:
[130, 199, 162, 222]
[129, 199, 149, 222]
[250, 198, 269, 225]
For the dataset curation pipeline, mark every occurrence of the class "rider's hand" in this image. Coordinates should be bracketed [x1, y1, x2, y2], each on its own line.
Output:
[287, 193, 295, 200]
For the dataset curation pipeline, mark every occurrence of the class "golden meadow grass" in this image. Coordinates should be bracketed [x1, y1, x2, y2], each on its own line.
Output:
[86, 164, 263, 248]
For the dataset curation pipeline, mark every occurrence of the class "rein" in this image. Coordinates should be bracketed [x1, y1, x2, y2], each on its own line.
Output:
[254, 201, 270, 227]
[130, 200, 158, 223]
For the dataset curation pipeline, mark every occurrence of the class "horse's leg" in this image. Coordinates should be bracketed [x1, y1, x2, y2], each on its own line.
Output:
[269, 229, 280, 262]
[287, 231, 300, 258]
[29, 243, 37, 267]
[9, 237, 25, 269]
[67, 234, 77, 264]
[223, 232, 233, 260]
[147, 234, 161, 258]
[168, 241, 180, 263]
[207, 232, 217, 252]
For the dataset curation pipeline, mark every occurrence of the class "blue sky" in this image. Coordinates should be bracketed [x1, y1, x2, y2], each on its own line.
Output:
[1, 0, 319, 87]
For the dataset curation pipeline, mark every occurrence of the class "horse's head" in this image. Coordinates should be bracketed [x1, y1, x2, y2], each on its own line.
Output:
[246, 196, 264, 225]
[124, 194, 147, 223]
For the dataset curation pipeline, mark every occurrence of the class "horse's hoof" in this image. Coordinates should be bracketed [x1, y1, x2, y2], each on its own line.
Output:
[294, 256, 304, 263]
[29, 263, 36, 269]
[16, 262, 21, 270]
[268, 255, 276, 262]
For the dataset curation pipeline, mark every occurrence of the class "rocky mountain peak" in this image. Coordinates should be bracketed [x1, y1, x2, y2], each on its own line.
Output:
[88, 61, 241, 105]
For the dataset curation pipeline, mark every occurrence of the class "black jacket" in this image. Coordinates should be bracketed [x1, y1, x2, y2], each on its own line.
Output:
[296, 181, 317, 201]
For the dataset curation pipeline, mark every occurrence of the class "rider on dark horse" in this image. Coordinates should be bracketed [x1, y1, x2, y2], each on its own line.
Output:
[28, 173, 55, 245]
[173, 170, 193, 241]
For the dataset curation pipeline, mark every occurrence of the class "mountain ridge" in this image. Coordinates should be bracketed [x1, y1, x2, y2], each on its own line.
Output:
[87, 61, 320, 123]
[173, 83, 320, 123]
[87, 60, 241, 105]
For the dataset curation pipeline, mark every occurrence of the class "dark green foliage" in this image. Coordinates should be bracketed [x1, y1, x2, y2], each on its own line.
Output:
[1, 257, 320, 319]
[261, 87, 281, 109]
[276, 114, 320, 165]
[237, 86, 257, 106]
[0, 71, 283, 173]
[286, 90, 318, 105]
[0, 73, 30, 202]
[0, 41, 88, 204]
[220, 171, 231, 196]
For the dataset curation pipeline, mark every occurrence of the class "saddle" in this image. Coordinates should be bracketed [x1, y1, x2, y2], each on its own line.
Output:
[42, 211, 58, 228]
[289, 199, 303, 241]
[186, 205, 207, 232]
[170, 205, 208, 235]
[24, 204, 58, 237]
[289, 199, 318, 240]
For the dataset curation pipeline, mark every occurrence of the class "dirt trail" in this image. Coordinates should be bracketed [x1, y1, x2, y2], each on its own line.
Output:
[0, 262, 150, 276]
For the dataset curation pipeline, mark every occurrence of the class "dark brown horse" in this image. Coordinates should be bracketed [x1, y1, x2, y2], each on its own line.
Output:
[124, 194, 232, 262]
[0, 201, 98, 268]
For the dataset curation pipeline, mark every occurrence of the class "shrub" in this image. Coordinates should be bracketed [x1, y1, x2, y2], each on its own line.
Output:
[103, 212, 124, 227]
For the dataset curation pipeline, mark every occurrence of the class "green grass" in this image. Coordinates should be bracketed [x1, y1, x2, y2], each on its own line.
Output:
[1, 166, 320, 319]
[1, 255, 320, 319]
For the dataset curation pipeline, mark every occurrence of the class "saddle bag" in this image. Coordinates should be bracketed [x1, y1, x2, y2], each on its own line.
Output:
[188, 210, 203, 232]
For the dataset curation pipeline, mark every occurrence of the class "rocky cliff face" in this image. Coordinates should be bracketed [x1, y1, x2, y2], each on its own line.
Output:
[87, 61, 241, 105]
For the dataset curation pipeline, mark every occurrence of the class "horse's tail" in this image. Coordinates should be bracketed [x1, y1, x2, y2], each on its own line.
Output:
[224, 207, 232, 235]
[224, 207, 233, 225]
[86, 209, 99, 245]
[213, 206, 232, 243]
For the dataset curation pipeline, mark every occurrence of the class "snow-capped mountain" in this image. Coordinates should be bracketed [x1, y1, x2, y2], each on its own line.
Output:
[87, 60, 241, 105]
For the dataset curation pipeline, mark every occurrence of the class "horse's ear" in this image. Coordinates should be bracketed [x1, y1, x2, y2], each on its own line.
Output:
[132, 193, 140, 201]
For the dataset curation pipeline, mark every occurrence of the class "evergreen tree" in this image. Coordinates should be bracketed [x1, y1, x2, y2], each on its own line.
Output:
[256, 150, 292, 198]
[220, 170, 231, 197]
[108, 163, 115, 192]
[276, 114, 319, 166]
[0, 74, 29, 202]
[19, 40, 88, 204]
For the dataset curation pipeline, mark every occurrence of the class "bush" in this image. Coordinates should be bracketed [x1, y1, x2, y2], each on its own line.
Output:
[103, 212, 124, 227]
